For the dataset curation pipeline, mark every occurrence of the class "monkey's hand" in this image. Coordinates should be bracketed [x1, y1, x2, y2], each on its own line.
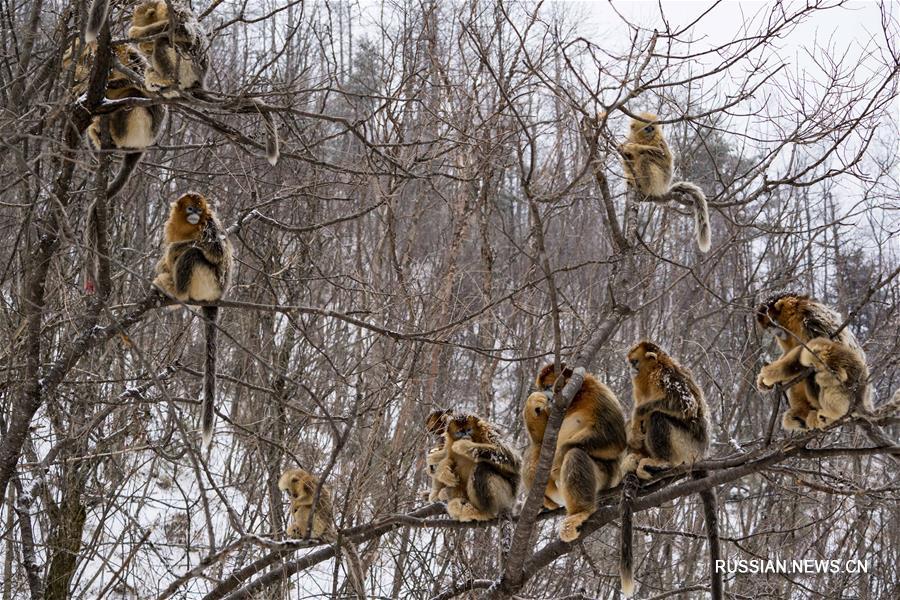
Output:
[426, 446, 445, 466]
[434, 461, 458, 487]
[626, 414, 646, 450]
[450, 439, 495, 459]
[623, 142, 667, 159]
[756, 368, 775, 391]
[627, 428, 645, 452]
[128, 21, 170, 41]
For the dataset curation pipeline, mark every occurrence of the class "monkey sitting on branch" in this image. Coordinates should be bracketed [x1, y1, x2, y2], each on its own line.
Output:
[63, 40, 168, 197]
[278, 468, 365, 599]
[127, 0, 210, 97]
[619, 341, 722, 599]
[430, 413, 521, 521]
[755, 293, 872, 431]
[154, 193, 233, 447]
[619, 113, 712, 252]
[523, 363, 627, 542]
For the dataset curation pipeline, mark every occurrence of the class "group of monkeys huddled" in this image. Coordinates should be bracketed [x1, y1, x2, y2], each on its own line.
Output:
[66, 7, 876, 598]
[66, 1, 279, 196]
[278, 294, 872, 599]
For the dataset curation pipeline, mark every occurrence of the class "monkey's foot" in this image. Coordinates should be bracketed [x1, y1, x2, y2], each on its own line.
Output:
[636, 458, 671, 480]
[559, 511, 591, 542]
[782, 409, 810, 432]
[286, 524, 304, 539]
[810, 409, 844, 430]
[620, 452, 641, 474]
[446, 498, 492, 522]
[144, 70, 174, 93]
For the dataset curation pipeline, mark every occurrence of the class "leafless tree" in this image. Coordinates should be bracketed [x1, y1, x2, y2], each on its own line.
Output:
[0, 1, 897, 599]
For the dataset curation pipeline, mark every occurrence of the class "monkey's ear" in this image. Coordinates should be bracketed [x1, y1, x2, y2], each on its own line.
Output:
[302, 479, 315, 496]
[645, 351, 658, 361]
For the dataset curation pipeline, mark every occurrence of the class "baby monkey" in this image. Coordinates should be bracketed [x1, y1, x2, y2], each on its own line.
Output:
[755, 293, 871, 430]
[620, 341, 721, 599]
[619, 113, 712, 252]
[423, 409, 454, 502]
[278, 468, 365, 599]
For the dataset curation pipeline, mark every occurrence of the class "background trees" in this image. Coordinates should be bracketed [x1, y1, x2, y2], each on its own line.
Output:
[0, 1, 897, 599]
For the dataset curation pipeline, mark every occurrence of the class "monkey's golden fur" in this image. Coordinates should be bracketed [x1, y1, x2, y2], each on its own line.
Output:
[62, 41, 167, 152]
[523, 364, 627, 542]
[619, 113, 712, 252]
[624, 342, 711, 476]
[155, 193, 232, 447]
[621, 341, 721, 599]
[758, 337, 870, 430]
[154, 193, 233, 303]
[128, 0, 208, 96]
[620, 114, 674, 197]
[278, 468, 365, 598]
[433, 413, 520, 522]
[278, 468, 336, 539]
[755, 293, 871, 430]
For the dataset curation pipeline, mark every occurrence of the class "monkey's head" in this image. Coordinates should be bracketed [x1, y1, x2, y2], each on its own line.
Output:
[425, 409, 452, 436]
[627, 341, 666, 374]
[165, 192, 213, 241]
[535, 362, 574, 394]
[446, 414, 493, 443]
[523, 392, 549, 442]
[278, 468, 316, 501]
[629, 113, 661, 143]
[133, 0, 168, 26]
[755, 293, 808, 341]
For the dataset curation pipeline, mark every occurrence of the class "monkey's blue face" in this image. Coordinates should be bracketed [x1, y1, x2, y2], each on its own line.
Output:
[628, 358, 640, 371]
[643, 124, 655, 134]
[185, 204, 202, 225]
[455, 426, 473, 439]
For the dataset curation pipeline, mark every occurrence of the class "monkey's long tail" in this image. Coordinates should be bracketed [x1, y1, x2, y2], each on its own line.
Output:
[254, 100, 280, 166]
[670, 181, 711, 253]
[619, 472, 639, 598]
[339, 542, 366, 599]
[107, 153, 143, 199]
[85, 0, 109, 43]
[201, 305, 218, 449]
[695, 470, 724, 600]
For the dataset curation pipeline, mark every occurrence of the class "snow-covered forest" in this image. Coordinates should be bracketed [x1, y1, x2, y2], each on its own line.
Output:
[0, 1, 898, 599]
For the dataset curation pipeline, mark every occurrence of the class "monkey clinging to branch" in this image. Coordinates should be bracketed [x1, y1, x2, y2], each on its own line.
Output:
[154, 193, 233, 447]
[523, 363, 627, 542]
[619, 113, 712, 252]
[128, 0, 210, 97]
[755, 293, 871, 430]
[620, 341, 722, 599]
